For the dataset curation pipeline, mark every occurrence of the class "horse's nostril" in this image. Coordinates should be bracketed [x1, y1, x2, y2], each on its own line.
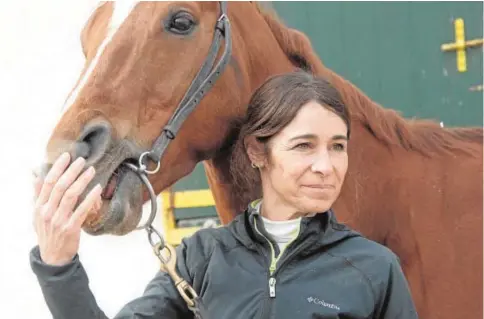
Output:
[73, 120, 112, 165]
[74, 141, 91, 159]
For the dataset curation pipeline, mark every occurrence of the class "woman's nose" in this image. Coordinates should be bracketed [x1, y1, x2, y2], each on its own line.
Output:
[311, 151, 333, 175]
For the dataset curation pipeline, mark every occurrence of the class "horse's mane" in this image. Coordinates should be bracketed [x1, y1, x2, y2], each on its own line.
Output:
[253, 3, 483, 158]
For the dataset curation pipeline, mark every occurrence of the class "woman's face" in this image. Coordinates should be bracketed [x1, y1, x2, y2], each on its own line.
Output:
[258, 101, 349, 217]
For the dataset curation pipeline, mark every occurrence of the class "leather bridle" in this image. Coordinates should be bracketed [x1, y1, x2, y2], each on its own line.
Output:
[122, 1, 231, 315]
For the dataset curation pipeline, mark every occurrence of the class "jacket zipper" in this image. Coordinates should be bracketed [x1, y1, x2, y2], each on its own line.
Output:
[268, 277, 276, 297]
[254, 218, 301, 294]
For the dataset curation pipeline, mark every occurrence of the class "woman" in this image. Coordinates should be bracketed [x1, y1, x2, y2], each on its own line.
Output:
[30, 71, 418, 318]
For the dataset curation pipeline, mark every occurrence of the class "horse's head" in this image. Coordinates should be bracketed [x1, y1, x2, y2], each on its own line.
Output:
[41, 1, 299, 235]
[39, 2, 244, 235]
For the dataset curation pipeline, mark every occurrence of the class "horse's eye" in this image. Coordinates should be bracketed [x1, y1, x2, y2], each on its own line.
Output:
[168, 12, 196, 35]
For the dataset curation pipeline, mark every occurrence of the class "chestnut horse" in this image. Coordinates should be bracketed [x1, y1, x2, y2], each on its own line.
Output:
[39, 2, 482, 318]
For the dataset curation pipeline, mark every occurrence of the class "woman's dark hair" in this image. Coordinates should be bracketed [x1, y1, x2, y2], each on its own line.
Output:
[229, 70, 350, 204]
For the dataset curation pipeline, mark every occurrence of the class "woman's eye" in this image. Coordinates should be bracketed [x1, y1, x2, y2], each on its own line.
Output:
[294, 142, 311, 150]
[332, 143, 346, 151]
[168, 12, 196, 34]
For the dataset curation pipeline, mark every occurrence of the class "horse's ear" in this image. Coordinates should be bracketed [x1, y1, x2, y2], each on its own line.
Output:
[80, 2, 110, 58]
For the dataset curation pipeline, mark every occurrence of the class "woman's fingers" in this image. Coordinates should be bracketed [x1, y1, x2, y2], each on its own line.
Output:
[68, 184, 103, 229]
[55, 166, 96, 223]
[36, 152, 71, 205]
[46, 157, 86, 211]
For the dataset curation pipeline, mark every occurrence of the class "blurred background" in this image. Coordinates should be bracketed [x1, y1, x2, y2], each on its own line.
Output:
[0, 1, 482, 318]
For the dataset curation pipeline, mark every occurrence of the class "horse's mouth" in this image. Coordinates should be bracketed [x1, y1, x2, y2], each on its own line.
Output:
[101, 165, 125, 200]
[84, 159, 144, 235]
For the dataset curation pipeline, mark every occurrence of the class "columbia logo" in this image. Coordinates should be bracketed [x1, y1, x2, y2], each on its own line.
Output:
[306, 296, 340, 310]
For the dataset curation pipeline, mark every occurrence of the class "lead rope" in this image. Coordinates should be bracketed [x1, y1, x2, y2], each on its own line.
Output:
[123, 162, 199, 314]
[148, 227, 199, 310]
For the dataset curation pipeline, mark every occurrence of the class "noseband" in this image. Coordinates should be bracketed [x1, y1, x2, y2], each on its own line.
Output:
[122, 1, 231, 315]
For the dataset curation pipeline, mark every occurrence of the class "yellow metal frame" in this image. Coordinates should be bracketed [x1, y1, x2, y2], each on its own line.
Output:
[161, 189, 216, 246]
[441, 18, 484, 72]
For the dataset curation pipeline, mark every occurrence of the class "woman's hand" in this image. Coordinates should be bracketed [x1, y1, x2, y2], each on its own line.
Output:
[33, 152, 103, 266]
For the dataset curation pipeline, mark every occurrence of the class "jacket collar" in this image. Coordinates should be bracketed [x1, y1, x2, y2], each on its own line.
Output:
[229, 200, 361, 253]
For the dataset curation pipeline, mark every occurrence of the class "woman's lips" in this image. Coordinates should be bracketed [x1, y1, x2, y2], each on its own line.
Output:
[303, 184, 335, 190]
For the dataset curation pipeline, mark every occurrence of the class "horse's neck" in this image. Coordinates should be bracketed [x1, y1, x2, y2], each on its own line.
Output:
[203, 148, 247, 223]
[333, 121, 392, 239]
[207, 6, 408, 237]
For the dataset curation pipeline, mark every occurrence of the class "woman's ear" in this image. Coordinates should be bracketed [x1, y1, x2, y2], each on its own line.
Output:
[244, 136, 266, 168]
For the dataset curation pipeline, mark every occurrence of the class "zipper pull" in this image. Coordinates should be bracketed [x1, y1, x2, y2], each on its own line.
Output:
[269, 277, 276, 298]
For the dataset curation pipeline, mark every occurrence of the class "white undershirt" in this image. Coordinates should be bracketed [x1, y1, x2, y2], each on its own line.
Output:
[255, 201, 301, 251]
[260, 215, 301, 251]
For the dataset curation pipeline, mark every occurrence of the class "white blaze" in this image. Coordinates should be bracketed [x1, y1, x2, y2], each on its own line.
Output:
[61, 1, 140, 115]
